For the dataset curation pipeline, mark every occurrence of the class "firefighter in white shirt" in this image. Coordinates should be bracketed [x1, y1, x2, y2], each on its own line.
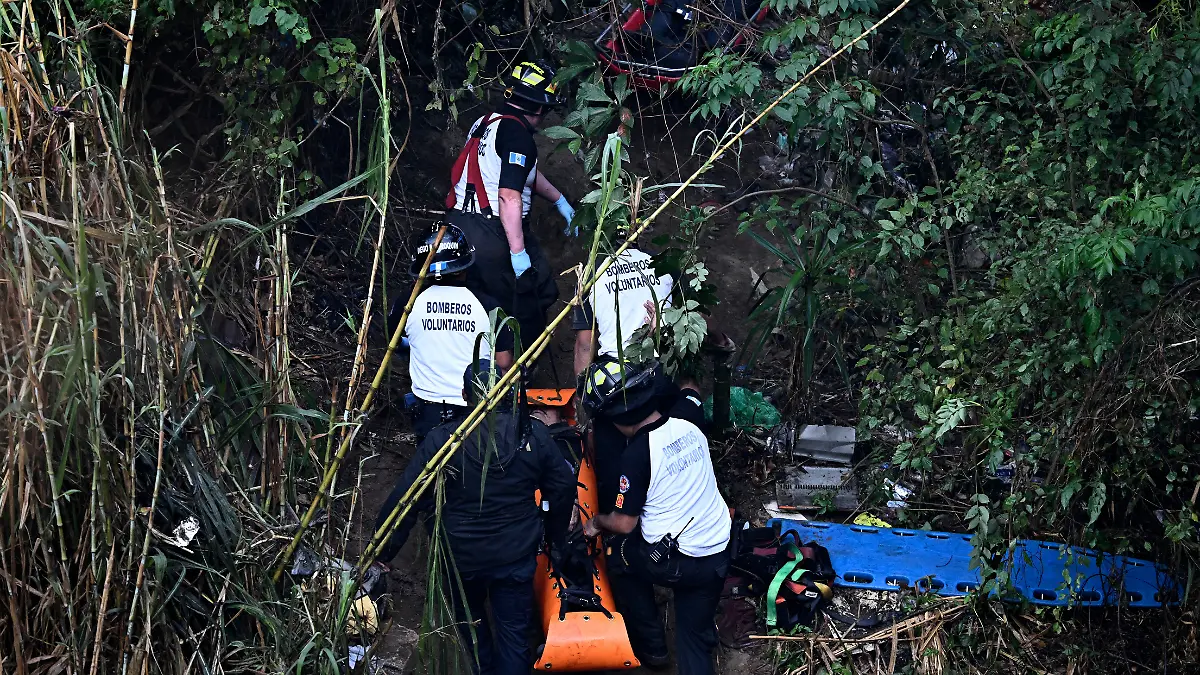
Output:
[571, 228, 674, 377]
[401, 224, 513, 440]
[580, 359, 731, 674]
[446, 60, 575, 347]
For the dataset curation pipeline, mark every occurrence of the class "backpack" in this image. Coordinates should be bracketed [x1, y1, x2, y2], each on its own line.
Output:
[718, 521, 835, 641]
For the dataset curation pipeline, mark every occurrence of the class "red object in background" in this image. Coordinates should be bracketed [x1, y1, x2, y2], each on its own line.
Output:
[594, 1, 771, 90]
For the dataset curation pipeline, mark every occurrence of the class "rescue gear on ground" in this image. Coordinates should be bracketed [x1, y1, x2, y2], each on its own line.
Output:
[719, 523, 835, 634]
[447, 113, 537, 217]
[529, 389, 641, 671]
[555, 195, 577, 236]
[510, 248, 532, 277]
[581, 359, 660, 424]
[571, 248, 673, 359]
[408, 222, 475, 278]
[504, 60, 564, 112]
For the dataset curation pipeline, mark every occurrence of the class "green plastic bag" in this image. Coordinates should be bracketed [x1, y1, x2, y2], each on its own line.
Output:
[704, 386, 780, 432]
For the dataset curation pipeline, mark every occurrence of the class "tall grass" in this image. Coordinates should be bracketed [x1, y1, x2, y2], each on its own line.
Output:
[0, 4, 373, 673]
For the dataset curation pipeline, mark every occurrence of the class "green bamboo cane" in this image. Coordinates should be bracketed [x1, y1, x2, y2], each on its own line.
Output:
[271, 223, 448, 582]
[356, 0, 914, 569]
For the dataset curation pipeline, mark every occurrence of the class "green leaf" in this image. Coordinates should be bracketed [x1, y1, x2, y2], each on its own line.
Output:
[275, 8, 299, 33]
[248, 2, 271, 26]
[541, 126, 580, 141]
[1087, 482, 1106, 525]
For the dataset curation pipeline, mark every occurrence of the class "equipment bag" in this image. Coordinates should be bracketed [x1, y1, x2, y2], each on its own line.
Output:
[720, 521, 836, 633]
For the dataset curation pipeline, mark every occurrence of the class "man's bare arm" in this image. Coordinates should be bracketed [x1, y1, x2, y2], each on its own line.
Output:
[584, 512, 639, 537]
[574, 328, 596, 377]
[534, 169, 562, 202]
[497, 188, 526, 254]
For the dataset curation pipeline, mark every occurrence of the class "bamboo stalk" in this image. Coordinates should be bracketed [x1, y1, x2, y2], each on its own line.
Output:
[271, 223, 448, 582]
[357, 0, 915, 569]
[118, 0, 139, 111]
[120, 353, 168, 675]
[346, 18, 392, 410]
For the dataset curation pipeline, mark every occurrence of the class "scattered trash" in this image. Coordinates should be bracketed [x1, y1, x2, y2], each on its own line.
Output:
[705, 386, 780, 433]
[347, 644, 367, 669]
[290, 545, 322, 577]
[776, 466, 859, 511]
[160, 516, 200, 550]
[884, 479, 912, 509]
[348, 593, 381, 637]
[762, 500, 806, 521]
[853, 513, 891, 528]
[768, 423, 855, 464]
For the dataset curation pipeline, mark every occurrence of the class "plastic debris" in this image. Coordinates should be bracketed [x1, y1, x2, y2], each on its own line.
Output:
[853, 513, 891, 528]
[705, 387, 780, 433]
[289, 546, 321, 577]
[885, 479, 912, 509]
[347, 644, 367, 669]
[763, 500, 806, 521]
[161, 517, 200, 549]
[768, 423, 855, 464]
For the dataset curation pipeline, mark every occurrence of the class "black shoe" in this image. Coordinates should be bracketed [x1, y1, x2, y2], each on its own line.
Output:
[635, 651, 670, 670]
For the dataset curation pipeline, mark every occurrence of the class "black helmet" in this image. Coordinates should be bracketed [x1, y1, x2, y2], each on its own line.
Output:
[409, 223, 474, 279]
[503, 60, 563, 113]
[581, 359, 659, 423]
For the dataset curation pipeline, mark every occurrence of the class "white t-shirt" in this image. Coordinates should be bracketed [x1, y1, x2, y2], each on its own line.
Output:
[576, 249, 673, 357]
[451, 115, 538, 217]
[406, 285, 500, 406]
[618, 417, 731, 557]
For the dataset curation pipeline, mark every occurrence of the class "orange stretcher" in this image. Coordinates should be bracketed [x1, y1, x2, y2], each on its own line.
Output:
[526, 389, 640, 671]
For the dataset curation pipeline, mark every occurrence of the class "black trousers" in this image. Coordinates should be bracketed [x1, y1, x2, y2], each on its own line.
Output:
[449, 210, 559, 349]
[450, 556, 537, 675]
[410, 397, 467, 442]
[608, 535, 730, 674]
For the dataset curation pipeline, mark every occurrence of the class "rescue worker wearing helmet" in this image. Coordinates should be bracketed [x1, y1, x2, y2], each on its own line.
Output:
[397, 223, 514, 441]
[375, 358, 577, 675]
[446, 60, 573, 349]
[580, 360, 731, 674]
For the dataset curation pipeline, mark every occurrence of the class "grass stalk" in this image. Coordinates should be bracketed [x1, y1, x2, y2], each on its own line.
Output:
[271, 224, 448, 581]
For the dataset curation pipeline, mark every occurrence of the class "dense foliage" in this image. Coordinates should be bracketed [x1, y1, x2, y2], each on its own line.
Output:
[5, 0, 1199, 672]
[669, 0, 1199, 616]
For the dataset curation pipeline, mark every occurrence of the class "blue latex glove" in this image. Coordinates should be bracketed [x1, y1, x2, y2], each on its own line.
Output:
[555, 195, 577, 236]
[511, 249, 532, 277]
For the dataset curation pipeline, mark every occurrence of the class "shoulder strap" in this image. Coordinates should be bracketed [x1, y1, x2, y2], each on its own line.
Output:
[765, 543, 803, 628]
[446, 114, 529, 213]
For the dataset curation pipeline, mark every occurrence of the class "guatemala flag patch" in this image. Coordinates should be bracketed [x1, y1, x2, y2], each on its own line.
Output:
[508, 152, 527, 167]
